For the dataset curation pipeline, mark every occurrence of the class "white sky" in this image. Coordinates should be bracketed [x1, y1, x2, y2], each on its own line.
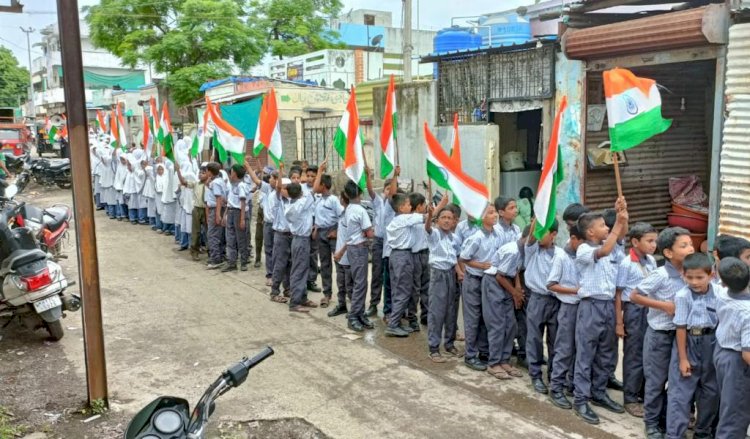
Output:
[0, 0, 537, 70]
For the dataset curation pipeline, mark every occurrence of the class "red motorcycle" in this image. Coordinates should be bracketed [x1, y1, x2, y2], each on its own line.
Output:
[6, 201, 71, 259]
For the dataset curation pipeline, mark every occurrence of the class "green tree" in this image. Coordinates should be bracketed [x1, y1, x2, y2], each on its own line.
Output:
[85, 0, 267, 107]
[0, 47, 29, 107]
[253, 0, 344, 59]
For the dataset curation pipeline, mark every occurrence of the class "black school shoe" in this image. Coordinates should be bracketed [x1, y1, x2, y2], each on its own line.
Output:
[407, 319, 421, 332]
[359, 316, 374, 330]
[549, 391, 572, 409]
[385, 326, 409, 337]
[327, 304, 347, 317]
[644, 426, 664, 439]
[307, 282, 322, 292]
[606, 375, 624, 391]
[574, 403, 600, 425]
[348, 319, 364, 332]
[464, 357, 488, 371]
[591, 394, 625, 414]
[365, 304, 378, 317]
[531, 378, 549, 395]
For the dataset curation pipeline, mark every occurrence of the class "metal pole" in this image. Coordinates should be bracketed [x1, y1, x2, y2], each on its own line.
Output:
[403, 0, 412, 82]
[20, 27, 35, 118]
[56, 0, 108, 406]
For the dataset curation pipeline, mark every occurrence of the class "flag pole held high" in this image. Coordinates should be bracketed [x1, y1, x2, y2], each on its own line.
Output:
[333, 87, 367, 190]
[603, 68, 672, 197]
[533, 96, 567, 240]
[380, 74, 397, 178]
[253, 87, 283, 166]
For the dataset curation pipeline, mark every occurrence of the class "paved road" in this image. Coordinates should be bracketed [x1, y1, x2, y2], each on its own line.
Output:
[1, 187, 645, 438]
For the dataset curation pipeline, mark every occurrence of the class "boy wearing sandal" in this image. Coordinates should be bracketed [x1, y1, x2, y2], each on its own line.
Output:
[425, 194, 460, 362]
[482, 227, 528, 380]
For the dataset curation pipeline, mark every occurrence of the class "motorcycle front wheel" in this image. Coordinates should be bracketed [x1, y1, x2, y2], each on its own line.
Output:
[45, 319, 64, 341]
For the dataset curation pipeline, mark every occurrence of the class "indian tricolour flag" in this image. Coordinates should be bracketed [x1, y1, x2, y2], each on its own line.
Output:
[253, 87, 283, 165]
[116, 104, 128, 150]
[45, 116, 57, 140]
[109, 110, 119, 149]
[333, 87, 366, 190]
[191, 107, 210, 158]
[379, 74, 397, 178]
[424, 122, 489, 220]
[449, 113, 462, 167]
[157, 102, 174, 161]
[603, 68, 672, 152]
[533, 96, 567, 240]
[96, 110, 107, 134]
[207, 96, 245, 164]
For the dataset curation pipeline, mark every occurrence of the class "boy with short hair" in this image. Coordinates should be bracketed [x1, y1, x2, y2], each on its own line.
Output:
[482, 226, 527, 380]
[176, 162, 208, 262]
[245, 161, 278, 285]
[327, 190, 352, 318]
[312, 162, 343, 307]
[459, 204, 501, 370]
[425, 194, 458, 362]
[665, 252, 718, 439]
[631, 227, 695, 438]
[222, 164, 249, 272]
[204, 162, 225, 270]
[366, 167, 399, 317]
[284, 176, 320, 313]
[304, 165, 322, 293]
[713, 257, 750, 438]
[409, 191, 430, 328]
[615, 222, 658, 417]
[547, 224, 584, 410]
[562, 203, 590, 228]
[524, 219, 561, 394]
[385, 193, 423, 337]
[342, 180, 374, 332]
[572, 199, 629, 425]
[270, 164, 294, 303]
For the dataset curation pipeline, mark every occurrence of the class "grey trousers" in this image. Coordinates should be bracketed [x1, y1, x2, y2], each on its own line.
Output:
[387, 249, 415, 328]
[643, 327, 674, 428]
[623, 301, 648, 404]
[271, 231, 292, 296]
[411, 250, 430, 319]
[427, 267, 458, 352]
[347, 245, 369, 321]
[335, 262, 352, 307]
[308, 229, 319, 284]
[225, 208, 248, 265]
[462, 273, 489, 359]
[526, 292, 560, 380]
[573, 299, 617, 406]
[550, 302, 578, 394]
[481, 274, 516, 366]
[714, 346, 750, 439]
[369, 237, 385, 308]
[245, 207, 253, 256]
[316, 227, 335, 297]
[263, 222, 274, 278]
[207, 207, 225, 264]
[289, 236, 311, 307]
[666, 333, 718, 439]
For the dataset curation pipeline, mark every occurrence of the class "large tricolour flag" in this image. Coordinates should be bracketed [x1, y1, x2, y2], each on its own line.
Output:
[116, 104, 128, 150]
[96, 110, 107, 134]
[207, 96, 245, 164]
[603, 68, 671, 152]
[533, 96, 567, 240]
[449, 113, 462, 167]
[253, 87, 283, 166]
[143, 108, 152, 157]
[424, 123, 489, 220]
[379, 74, 397, 178]
[109, 110, 119, 149]
[333, 87, 366, 190]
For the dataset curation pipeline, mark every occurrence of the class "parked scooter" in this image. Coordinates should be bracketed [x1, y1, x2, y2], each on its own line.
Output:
[7, 201, 72, 259]
[0, 214, 79, 341]
[125, 347, 274, 439]
[27, 156, 71, 189]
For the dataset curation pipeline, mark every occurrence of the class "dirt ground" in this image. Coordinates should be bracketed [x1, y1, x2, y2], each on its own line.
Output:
[0, 185, 646, 439]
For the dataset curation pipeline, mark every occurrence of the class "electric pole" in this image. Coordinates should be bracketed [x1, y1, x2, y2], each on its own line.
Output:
[19, 26, 35, 118]
[403, 0, 412, 82]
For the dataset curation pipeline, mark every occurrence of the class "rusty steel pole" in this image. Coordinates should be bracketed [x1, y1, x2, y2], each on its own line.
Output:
[56, 0, 108, 405]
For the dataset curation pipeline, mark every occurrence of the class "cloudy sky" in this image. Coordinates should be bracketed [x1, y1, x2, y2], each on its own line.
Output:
[0, 0, 537, 70]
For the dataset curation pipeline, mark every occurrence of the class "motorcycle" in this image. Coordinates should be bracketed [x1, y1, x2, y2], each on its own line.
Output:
[28, 156, 71, 189]
[7, 200, 72, 259]
[0, 214, 79, 341]
[125, 347, 274, 439]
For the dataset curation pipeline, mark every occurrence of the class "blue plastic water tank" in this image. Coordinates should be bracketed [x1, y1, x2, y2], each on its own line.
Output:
[477, 14, 532, 48]
[433, 26, 482, 54]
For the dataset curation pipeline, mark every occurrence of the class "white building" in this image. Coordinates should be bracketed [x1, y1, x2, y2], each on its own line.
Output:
[267, 9, 436, 89]
[28, 22, 152, 117]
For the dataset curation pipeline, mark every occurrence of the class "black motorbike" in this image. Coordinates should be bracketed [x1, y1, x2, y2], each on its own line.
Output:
[125, 347, 274, 439]
[28, 156, 71, 189]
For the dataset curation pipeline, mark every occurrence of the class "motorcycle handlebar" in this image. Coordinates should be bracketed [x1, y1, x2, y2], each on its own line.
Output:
[243, 346, 274, 371]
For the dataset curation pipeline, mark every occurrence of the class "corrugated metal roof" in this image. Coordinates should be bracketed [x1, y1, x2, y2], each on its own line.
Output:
[719, 23, 750, 239]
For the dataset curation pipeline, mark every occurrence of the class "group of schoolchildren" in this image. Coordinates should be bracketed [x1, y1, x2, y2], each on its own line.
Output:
[87, 135, 750, 438]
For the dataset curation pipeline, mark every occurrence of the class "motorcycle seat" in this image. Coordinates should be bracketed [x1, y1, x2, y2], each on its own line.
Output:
[5, 248, 47, 271]
[45, 159, 70, 170]
[43, 208, 68, 232]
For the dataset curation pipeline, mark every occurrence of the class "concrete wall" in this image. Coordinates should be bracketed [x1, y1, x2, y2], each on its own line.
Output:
[280, 120, 298, 164]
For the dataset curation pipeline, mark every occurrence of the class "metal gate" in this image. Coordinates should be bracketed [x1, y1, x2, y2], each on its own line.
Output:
[301, 116, 343, 171]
